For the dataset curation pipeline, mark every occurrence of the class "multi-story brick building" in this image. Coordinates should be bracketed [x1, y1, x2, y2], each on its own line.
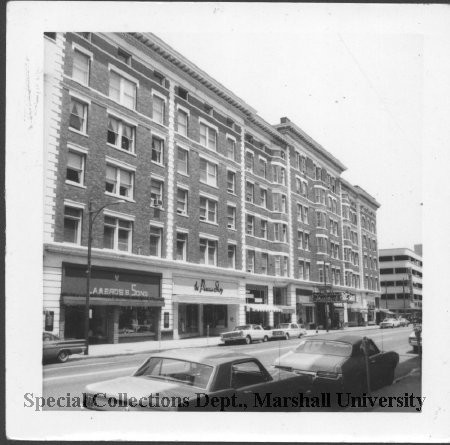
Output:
[378, 246, 423, 318]
[43, 32, 381, 343]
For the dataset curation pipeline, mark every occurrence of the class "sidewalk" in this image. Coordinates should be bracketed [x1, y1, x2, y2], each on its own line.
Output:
[76, 324, 381, 360]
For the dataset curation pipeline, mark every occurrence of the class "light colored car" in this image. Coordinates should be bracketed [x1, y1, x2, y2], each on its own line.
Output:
[397, 317, 410, 327]
[408, 324, 422, 353]
[220, 324, 268, 345]
[380, 318, 401, 329]
[271, 323, 307, 340]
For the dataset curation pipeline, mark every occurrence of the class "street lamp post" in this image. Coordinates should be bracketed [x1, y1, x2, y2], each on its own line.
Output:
[84, 199, 124, 355]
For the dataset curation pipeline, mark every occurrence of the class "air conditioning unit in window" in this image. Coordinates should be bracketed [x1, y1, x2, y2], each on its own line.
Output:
[152, 199, 163, 207]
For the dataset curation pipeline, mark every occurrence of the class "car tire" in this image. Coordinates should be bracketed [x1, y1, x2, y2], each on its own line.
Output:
[263, 335, 269, 342]
[285, 333, 290, 340]
[245, 336, 252, 345]
[57, 350, 69, 363]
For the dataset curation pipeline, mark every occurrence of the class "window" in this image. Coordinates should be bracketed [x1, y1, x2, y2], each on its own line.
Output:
[176, 146, 188, 175]
[305, 262, 310, 280]
[258, 253, 268, 275]
[298, 260, 305, 280]
[260, 189, 267, 208]
[281, 195, 287, 213]
[107, 116, 135, 152]
[177, 109, 188, 136]
[152, 95, 165, 124]
[316, 211, 326, 228]
[246, 215, 255, 236]
[227, 206, 236, 229]
[151, 136, 164, 164]
[103, 216, 132, 252]
[72, 49, 90, 85]
[298, 231, 304, 250]
[176, 188, 188, 215]
[315, 188, 326, 205]
[199, 122, 217, 150]
[272, 194, 280, 212]
[304, 233, 310, 250]
[227, 171, 236, 194]
[200, 238, 217, 266]
[247, 250, 255, 273]
[63, 206, 82, 244]
[245, 151, 254, 171]
[109, 71, 136, 109]
[176, 232, 187, 261]
[260, 220, 268, 239]
[297, 204, 303, 222]
[177, 86, 189, 100]
[226, 138, 236, 160]
[227, 244, 236, 268]
[275, 256, 281, 276]
[281, 224, 287, 242]
[259, 158, 267, 178]
[303, 206, 309, 224]
[69, 98, 88, 133]
[105, 165, 134, 199]
[117, 48, 131, 65]
[317, 237, 327, 253]
[246, 182, 254, 203]
[199, 159, 218, 187]
[150, 179, 163, 207]
[149, 226, 163, 257]
[199, 197, 217, 223]
[274, 223, 281, 241]
[282, 257, 289, 276]
[66, 151, 85, 185]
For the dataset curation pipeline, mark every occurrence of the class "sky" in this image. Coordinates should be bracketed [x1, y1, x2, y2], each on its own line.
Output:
[150, 7, 423, 250]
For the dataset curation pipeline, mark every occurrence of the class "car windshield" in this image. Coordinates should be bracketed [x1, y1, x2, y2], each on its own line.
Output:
[134, 357, 214, 389]
[279, 324, 291, 329]
[235, 325, 251, 330]
[295, 340, 352, 357]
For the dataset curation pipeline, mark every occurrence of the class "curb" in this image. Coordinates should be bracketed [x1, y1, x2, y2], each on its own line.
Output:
[66, 325, 382, 363]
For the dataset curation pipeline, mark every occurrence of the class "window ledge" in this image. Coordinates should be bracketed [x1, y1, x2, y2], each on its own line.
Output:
[70, 77, 89, 88]
[104, 192, 135, 203]
[199, 181, 219, 190]
[106, 143, 136, 156]
[150, 206, 165, 211]
[176, 212, 189, 218]
[108, 96, 136, 112]
[199, 220, 218, 227]
[68, 128, 88, 137]
[65, 181, 87, 189]
[151, 161, 165, 168]
[177, 171, 189, 178]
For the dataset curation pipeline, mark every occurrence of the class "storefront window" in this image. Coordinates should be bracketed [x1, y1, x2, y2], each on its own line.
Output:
[178, 304, 199, 335]
[119, 307, 158, 337]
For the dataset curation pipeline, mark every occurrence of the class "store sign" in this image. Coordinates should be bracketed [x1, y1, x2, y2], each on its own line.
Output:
[173, 276, 238, 298]
[62, 265, 161, 300]
[194, 279, 223, 295]
[312, 291, 356, 304]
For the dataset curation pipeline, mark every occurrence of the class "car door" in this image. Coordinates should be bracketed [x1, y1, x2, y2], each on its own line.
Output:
[290, 323, 300, 337]
[230, 360, 273, 410]
[253, 325, 264, 341]
[365, 339, 385, 390]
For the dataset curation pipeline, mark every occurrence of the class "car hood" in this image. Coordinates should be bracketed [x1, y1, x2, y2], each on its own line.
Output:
[85, 376, 203, 402]
[275, 351, 347, 372]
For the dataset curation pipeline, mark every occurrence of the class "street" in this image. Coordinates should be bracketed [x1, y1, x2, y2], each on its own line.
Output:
[42, 326, 420, 411]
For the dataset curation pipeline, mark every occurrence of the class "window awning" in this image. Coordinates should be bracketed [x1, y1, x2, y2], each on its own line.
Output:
[279, 306, 296, 314]
[172, 294, 241, 305]
[245, 304, 283, 313]
[62, 296, 164, 307]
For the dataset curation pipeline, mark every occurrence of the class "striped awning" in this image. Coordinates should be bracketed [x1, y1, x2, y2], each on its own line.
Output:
[62, 296, 164, 307]
[246, 304, 283, 313]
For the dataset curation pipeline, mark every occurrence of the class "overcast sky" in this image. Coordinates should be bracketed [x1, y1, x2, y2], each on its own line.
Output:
[148, 5, 424, 250]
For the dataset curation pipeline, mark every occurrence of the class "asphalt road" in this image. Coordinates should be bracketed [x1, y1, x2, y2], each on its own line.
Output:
[41, 326, 419, 411]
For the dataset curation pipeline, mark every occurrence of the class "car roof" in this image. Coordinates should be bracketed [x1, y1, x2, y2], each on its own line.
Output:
[146, 347, 254, 365]
[303, 334, 363, 345]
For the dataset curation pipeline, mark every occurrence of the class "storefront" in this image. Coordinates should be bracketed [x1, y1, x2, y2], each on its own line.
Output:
[60, 263, 163, 344]
[245, 285, 269, 326]
[296, 288, 315, 328]
[172, 275, 241, 338]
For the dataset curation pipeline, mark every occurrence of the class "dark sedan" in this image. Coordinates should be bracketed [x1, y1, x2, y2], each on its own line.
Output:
[43, 332, 87, 363]
[274, 334, 399, 394]
[84, 348, 307, 411]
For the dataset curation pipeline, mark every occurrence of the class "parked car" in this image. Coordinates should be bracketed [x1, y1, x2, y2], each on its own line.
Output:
[220, 324, 268, 345]
[380, 318, 401, 329]
[271, 323, 307, 340]
[409, 324, 422, 353]
[84, 348, 307, 411]
[43, 331, 87, 363]
[274, 334, 399, 394]
[397, 317, 410, 327]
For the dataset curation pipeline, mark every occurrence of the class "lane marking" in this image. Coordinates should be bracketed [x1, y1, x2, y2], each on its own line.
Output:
[43, 366, 136, 382]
